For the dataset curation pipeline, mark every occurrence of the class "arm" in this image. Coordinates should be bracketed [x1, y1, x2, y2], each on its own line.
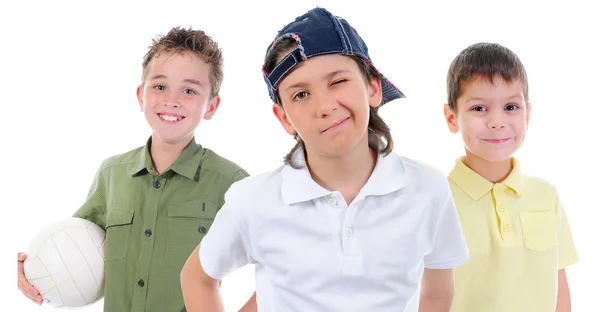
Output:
[18, 163, 108, 305]
[238, 292, 257, 312]
[553, 189, 577, 312]
[180, 244, 225, 312]
[419, 268, 455, 312]
[72, 163, 108, 228]
[419, 179, 468, 311]
[181, 182, 252, 312]
[555, 269, 571, 312]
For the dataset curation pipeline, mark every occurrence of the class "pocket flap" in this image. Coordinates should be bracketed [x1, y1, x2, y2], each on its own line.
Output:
[107, 209, 135, 227]
[168, 200, 216, 218]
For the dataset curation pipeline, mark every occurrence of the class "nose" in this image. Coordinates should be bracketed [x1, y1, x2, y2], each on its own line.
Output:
[315, 91, 338, 118]
[162, 91, 182, 108]
[487, 110, 506, 129]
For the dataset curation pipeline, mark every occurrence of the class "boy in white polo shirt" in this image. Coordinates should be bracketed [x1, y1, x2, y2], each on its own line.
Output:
[181, 7, 469, 312]
[443, 42, 579, 312]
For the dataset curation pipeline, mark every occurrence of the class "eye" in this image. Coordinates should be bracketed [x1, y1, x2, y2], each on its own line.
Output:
[153, 85, 165, 91]
[183, 88, 196, 95]
[293, 91, 309, 101]
[471, 105, 486, 112]
[332, 79, 347, 85]
[505, 104, 520, 111]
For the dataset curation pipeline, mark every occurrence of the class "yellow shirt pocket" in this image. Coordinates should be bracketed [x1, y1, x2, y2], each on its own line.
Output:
[518, 210, 557, 252]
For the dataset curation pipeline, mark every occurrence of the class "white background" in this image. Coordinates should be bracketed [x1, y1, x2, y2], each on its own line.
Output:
[1, 0, 598, 311]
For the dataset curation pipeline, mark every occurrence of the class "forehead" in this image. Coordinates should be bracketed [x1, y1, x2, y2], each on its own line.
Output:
[278, 54, 359, 88]
[460, 75, 524, 99]
[145, 51, 211, 83]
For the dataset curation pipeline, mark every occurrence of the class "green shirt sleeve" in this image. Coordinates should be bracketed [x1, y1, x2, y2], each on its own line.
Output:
[232, 168, 250, 182]
[72, 163, 107, 230]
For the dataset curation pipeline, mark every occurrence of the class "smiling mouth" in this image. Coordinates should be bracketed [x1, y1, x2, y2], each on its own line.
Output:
[158, 113, 185, 122]
[322, 117, 350, 133]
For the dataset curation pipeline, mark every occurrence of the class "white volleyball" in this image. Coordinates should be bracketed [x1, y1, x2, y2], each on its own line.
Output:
[23, 217, 106, 309]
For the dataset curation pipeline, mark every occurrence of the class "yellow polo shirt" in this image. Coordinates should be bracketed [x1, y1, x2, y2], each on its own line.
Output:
[448, 157, 579, 312]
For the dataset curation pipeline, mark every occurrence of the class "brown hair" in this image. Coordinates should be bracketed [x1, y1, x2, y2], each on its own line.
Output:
[264, 38, 393, 168]
[446, 42, 529, 111]
[141, 26, 223, 98]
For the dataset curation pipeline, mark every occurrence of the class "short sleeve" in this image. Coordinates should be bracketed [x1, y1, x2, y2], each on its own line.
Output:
[424, 188, 470, 269]
[232, 168, 250, 182]
[199, 184, 251, 280]
[556, 196, 579, 269]
[72, 162, 107, 229]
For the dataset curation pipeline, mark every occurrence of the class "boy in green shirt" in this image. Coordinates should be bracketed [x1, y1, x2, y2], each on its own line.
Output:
[17, 26, 255, 312]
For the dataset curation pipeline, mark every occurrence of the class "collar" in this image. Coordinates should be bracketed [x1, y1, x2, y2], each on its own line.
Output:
[281, 147, 408, 205]
[448, 156, 523, 200]
[128, 136, 203, 180]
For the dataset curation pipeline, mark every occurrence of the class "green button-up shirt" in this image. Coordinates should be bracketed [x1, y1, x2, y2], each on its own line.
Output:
[73, 137, 248, 312]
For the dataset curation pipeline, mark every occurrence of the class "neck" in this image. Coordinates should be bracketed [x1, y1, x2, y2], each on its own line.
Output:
[150, 135, 192, 174]
[306, 137, 377, 205]
[463, 152, 512, 183]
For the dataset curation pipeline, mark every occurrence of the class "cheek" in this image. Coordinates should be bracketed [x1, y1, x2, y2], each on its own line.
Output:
[458, 117, 479, 138]
[509, 116, 528, 134]
[142, 93, 157, 107]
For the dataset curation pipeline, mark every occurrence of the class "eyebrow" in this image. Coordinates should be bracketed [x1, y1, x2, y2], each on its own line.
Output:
[284, 69, 351, 92]
[149, 75, 204, 87]
[465, 94, 523, 103]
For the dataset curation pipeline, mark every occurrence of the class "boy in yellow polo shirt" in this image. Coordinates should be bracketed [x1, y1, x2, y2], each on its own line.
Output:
[443, 42, 579, 312]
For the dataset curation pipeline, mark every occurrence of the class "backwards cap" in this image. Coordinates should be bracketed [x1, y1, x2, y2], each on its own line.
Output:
[262, 7, 405, 105]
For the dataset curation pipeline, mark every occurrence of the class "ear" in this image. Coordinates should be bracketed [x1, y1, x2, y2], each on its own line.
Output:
[203, 96, 221, 120]
[367, 77, 383, 108]
[136, 85, 144, 112]
[272, 103, 297, 136]
[525, 102, 531, 129]
[444, 104, 459, 133]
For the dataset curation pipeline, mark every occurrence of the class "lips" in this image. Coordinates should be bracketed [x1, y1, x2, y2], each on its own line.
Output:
[322, 117, 350, 133]
[483, 138, 511, 143]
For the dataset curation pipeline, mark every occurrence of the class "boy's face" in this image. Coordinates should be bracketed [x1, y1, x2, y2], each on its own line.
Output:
[272, 54, 382, 158]
[444, 75, 531, 163]
[137, 51, 220, 145]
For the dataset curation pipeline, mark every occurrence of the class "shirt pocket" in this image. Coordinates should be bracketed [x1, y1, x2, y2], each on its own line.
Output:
[518, 210, 557, 252]
[105, 208, 134, 260]
[165, 200, 216, 268]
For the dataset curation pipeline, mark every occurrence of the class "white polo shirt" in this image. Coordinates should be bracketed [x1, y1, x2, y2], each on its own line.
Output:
[200, 150, 469, 311]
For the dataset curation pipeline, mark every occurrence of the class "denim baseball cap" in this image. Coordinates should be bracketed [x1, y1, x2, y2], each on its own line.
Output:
[262, 7, 405, 105]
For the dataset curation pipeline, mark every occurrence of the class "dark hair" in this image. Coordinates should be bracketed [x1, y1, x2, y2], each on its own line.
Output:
[141, 26, 223, 98]
[264, 38, 393, 168]
[446, 42, 529, 111]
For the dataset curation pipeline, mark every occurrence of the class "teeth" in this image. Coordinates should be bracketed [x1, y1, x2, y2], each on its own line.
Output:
[159, 114, 180, 121]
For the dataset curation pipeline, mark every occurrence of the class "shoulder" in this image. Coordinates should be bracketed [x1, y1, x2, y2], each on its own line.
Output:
[223, 166, 285, 204]
[98, 145, 145, 172]
[395, 153, 450, 194]
[200, 148, 250, 183]
[521, 173, 560, 198]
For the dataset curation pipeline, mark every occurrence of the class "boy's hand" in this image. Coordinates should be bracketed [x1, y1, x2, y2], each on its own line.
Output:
[17, 252, 43, 305]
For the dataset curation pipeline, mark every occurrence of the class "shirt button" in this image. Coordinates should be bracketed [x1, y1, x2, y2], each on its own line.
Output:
[153, 181, 161, 189]
[198, 226, 207, 234]
[345, 228, 353, 236]
[502, 224, 510, 232]
[138, 279, 145, 287]
[499, 206, 505, 212]
[327, 197, 337, 206]
[144, 229, 152, 237]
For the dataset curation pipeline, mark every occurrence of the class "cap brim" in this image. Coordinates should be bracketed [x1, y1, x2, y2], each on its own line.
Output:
[369, 63, 405, 105]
